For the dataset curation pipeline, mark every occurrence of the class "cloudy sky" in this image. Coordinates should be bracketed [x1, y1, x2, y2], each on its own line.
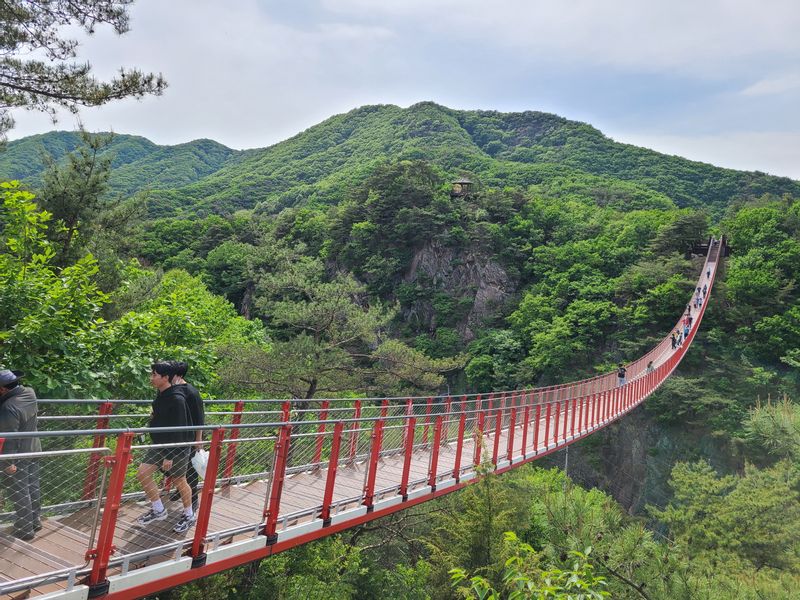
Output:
[10, 0, 800, 178]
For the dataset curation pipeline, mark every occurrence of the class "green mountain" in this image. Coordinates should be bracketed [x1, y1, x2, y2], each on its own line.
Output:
[153, 102, 799, 216]
[2, 103, 798, 218]
[0, 130, 240, 196]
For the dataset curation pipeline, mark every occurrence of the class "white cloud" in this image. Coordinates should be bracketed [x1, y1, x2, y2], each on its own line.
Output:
[741, 73, 800, 96]
[324, 0, 800, 76]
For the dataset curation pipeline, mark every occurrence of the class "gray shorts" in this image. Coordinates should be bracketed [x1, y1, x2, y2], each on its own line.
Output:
[142, 446, 191, 478]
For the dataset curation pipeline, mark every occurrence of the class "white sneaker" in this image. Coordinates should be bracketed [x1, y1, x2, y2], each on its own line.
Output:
[136, 508, 168, 526]
[173, 513, 197, 534]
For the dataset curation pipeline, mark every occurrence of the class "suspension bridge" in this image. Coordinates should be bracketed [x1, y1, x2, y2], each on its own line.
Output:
[0, 239, 724, 600]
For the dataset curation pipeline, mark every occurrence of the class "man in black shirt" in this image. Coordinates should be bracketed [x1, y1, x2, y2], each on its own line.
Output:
[135, 361, 196, 534]
[0, 369, 42, 540]
[169, 361, 203, 511]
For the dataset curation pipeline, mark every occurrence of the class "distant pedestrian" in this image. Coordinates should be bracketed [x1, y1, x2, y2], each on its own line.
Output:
[688, 314, 693, 327]
[686, 304, 692, 316]
[646, 360, 654, 373]
[0, 369, 41, 541]
[702, 283, 707, 297]
[671, 332, 677, 349]
[617, 363, 627, 387]
[683, 324, 690, 340]
[707, 268, 711, 279]
[698, 297, 703, 308]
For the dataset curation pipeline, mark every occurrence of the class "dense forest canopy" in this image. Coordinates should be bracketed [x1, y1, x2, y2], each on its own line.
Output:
[1, 103, 799, 598]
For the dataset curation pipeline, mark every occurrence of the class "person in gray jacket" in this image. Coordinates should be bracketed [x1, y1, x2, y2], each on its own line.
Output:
[0, 369, 42, 540]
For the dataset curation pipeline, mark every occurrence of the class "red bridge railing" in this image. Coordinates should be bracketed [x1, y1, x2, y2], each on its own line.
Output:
[0, 238, 723, 600]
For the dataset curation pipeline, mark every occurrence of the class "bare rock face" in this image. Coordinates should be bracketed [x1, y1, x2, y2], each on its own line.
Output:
[403, 240, 514, 340]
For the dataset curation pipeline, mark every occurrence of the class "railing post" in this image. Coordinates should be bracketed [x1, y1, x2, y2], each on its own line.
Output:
[544, 402, 553, 448]
[521, 404, 530, 458]
[264, 418, 292, 543]
[506, 406, 517, 462]
[553, 401, 561, 445]
[312, 400, 330, 467]
[533, 404, 541, 451]
[88, 432, 134, 596]
[452, 410, 466, 481]
[222, 400, 245, 483]
[348, 399, 362, 462]
[320, 421, 344, 525]
[570, 398, 577, 438]
[82, 401, 114, 501]
[473, 395, 485, 467]
[428, 416, 443, 488]
[362, 413, 386, 510]
[400, 416, 416, 499]
[191, 428, 225, 566]
[562, 398, 569, 440]
[491, 408, 502, 466]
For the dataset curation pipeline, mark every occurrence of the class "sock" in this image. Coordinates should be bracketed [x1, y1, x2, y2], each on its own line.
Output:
[152, 499, 164, 513]
[184, 507, 193, 518]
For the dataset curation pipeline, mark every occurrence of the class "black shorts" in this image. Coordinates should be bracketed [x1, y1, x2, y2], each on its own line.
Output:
[142, 446, 191, 477]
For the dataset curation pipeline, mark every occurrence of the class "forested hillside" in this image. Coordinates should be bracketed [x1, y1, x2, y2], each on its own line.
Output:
[1, 104, 799, 598]
[4, 103, 799, 218]
[0, 131, 241, 197]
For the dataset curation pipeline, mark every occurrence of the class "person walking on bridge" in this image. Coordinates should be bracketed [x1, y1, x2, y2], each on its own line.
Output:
[616, 363, 627, 386]
[169, 361, 203, 512]
[136, 361, 196, 534]
[0, 369, 41, 541]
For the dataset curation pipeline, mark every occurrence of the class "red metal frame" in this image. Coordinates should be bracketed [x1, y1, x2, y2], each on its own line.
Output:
[452, 411, 466, 480]
[362, 415, 385, 508]
[428, 416, 443, 487]
[570, 398, 576, 438]
[521, 404, 530, 457]
[400, 417, 416, 498]
[473, 395, 484, 466]
[222, 400, 245, 483]
[264, 421, 292, 540]
[88, 432, 134, 589]
[491, 408, 502, 465]
[82, 401, 114, 500]
[553, 401, 560, 445]
[20, 248, 725, 600]
[506, 406, 516, 462]
[320, 421, 344, 523]
[191, 428, 225, 558]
